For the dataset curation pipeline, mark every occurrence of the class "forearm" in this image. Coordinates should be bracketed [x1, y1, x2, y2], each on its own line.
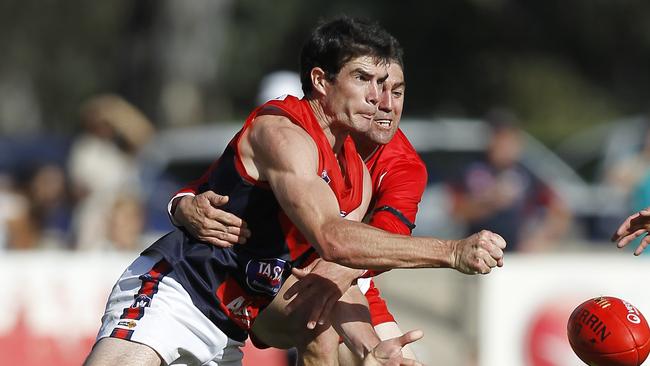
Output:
[320, 220, 456, 270]
[331, 285, 380, 359]
[251, 275, 304, 349]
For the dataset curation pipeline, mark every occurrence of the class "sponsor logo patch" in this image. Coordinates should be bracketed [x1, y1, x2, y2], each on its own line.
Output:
[245, 258, 287, 296]
[117, 320, 138, 329]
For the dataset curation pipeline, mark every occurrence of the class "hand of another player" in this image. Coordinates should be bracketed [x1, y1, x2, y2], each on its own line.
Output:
[174, 191, 251, 247]
[283, 258, 364, 329]
[363, 329, 424, 366]
[452, 230, 506, 275]
[611, 208, 650, 255]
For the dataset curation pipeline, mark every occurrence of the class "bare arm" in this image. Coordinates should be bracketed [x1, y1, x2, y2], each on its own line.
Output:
[252, 278, 422, 366]
[242, 115, 506, 271]
[251, 270, 417, 360]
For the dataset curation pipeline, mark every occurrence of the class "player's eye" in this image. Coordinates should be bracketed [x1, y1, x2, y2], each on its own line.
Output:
[356, 73, 370, 82]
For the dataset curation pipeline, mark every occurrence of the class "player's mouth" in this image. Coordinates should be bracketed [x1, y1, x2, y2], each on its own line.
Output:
[374, 118, 392, 130]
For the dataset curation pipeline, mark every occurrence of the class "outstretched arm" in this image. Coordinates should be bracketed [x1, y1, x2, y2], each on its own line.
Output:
[242, 114, 507, 271]
[612, 208, 650, 255]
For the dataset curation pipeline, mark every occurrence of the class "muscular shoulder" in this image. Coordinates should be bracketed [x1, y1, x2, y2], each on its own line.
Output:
[250, 111, 315, 148]
[243, 112, 318, 177]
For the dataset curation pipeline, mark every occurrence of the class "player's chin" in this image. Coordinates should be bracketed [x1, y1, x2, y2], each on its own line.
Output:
[365, 129, 394, 145]
[351, 117, 373, 133]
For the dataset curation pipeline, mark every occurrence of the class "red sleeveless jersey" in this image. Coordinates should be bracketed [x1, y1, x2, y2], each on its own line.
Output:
[364, 128, 427, 236]
[244, 96, 366, 262]
[146, 96, 366, 339]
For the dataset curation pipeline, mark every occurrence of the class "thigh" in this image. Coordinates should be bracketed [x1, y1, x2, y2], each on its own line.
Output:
[84, 337, 161, 366]
[251, 274, 301, 349]
[338, 342, 363, 366]
[253, 273, 368, 350]
[297, 326, 340, 366]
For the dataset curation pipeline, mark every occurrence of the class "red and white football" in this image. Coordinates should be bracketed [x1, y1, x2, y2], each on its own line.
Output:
[567, 296, 650, 366]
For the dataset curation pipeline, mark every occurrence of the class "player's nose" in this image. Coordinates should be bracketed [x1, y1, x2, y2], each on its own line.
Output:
[367, 81, 380, 105]
[378, 88, 392, 112]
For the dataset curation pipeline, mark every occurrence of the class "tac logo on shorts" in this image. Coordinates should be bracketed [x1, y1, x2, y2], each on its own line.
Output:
[245, 258, 287, 296]
[131, 294, 152, 309]
[117, 320, 137, 329]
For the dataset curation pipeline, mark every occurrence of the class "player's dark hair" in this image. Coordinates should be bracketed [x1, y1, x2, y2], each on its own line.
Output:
[389, 35, 404, 71]
[299, 16, 403, 97]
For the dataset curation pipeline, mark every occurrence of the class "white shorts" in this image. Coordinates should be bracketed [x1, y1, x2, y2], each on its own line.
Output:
[96, 253, 245, 366]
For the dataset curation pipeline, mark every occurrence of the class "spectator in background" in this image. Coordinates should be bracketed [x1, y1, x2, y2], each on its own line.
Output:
[0, 171, 31, 250]
[22, 163, 72, 249]
[0, 163, 72, 250]
[604, 119, 650, 252]
[105, 194, 147, 251]
[449, 108, 571, 252]
[67, 94, 155, 251]
[606, 122, 650, 212]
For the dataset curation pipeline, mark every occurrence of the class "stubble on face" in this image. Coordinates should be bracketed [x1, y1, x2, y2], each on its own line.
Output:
[353, 62, 405, 157]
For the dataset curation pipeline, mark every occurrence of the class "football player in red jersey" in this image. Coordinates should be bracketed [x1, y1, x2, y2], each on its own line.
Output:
[86, 16, 506, 366]
[170, 55, 503, 365]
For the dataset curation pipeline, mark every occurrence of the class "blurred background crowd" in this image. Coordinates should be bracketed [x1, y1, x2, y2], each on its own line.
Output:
[2, 0, 650, 255]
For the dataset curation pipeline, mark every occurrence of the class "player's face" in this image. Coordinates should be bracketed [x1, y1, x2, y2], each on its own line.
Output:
[323, 56, 389, 134]
[363, 63, 405, 145]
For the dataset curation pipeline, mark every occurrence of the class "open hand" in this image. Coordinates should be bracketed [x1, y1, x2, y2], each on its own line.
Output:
[611, 208, 650, 255]
[364, 329, 424, 366]
[283, 258, 364, 329]
[174, 191, 251, 247]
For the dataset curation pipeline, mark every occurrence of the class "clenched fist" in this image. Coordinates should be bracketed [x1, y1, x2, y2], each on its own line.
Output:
[451, 230, 506, 275]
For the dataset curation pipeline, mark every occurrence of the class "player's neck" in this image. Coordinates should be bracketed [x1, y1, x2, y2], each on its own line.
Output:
[351, 133, 379, 160]
[308, 99, 349, 154]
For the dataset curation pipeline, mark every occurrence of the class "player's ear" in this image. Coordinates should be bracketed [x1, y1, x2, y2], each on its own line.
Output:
[310, 67, 328, 97]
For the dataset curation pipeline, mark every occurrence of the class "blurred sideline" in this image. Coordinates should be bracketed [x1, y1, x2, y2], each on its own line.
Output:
[1, 242, 646, 366]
